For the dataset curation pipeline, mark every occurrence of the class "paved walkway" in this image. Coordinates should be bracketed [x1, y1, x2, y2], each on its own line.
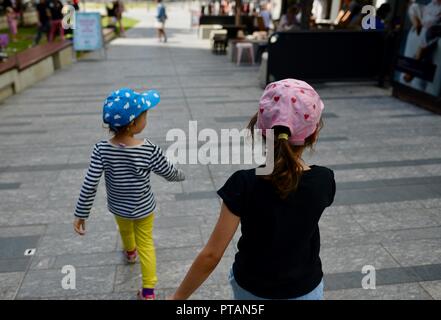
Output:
[1, 5, 441, 300]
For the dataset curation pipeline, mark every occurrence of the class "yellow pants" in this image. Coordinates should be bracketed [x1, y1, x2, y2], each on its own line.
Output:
[114, 214, 157, 288]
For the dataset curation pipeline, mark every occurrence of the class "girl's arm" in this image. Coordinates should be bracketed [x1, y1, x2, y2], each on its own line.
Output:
[149, 144, 185, 181]
[73, 145, 104, 235]
[170, 203, 240, 300]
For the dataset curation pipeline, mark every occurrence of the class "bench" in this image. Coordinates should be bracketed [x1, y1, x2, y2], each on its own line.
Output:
[266, 30, 389, 85]
[0, 40, 73, 101]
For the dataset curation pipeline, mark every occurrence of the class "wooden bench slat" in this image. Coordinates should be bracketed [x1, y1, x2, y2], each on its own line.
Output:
[16, 40, 72, 70]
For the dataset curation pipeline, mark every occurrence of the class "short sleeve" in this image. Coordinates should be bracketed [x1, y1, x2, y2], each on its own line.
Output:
[328, 169, 336, 207]
[217, 170, 247, 217]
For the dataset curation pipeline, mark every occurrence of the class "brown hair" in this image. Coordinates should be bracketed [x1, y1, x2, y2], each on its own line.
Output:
[247, 112, 323, 199]
[106, 111, 146, 136]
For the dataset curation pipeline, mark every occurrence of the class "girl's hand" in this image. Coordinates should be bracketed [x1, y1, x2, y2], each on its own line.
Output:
[73, 218, 86, 235]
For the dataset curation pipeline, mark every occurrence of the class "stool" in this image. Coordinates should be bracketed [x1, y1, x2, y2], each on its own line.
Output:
[212, 34, 228, 54]
[236, 42, 254, 65]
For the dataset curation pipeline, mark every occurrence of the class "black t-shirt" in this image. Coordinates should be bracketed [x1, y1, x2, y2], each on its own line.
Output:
[217, 165, 336, 299]
[36, 3, 50, 24]
[48, 0, 64, 20]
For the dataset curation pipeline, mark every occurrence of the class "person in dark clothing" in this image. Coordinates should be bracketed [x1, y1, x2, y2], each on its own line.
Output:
[34, 0, 51, 45]
[48, 0, 64, 42]
[169, 79, 335, 300]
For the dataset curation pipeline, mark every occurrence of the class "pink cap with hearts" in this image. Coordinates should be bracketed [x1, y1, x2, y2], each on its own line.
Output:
[257, 79, 324, 145]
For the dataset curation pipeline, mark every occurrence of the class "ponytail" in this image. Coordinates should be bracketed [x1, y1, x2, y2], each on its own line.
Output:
[247, 113, 323, 199]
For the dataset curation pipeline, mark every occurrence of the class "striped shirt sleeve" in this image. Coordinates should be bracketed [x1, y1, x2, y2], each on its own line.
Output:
[74, 144, 104, 219]
[149, 144, 185, 182]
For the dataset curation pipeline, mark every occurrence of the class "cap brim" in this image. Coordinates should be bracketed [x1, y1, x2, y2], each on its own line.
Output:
[140, 89, 160, 110]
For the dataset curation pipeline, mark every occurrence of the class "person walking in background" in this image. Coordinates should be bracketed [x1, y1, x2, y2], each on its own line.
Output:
[34, 0, 51, 46]
[72, 0, 80, 11]
[169, 79, 335, 300]
[259, 2, 272, 32]
[73, 88, 185, 300]
[48, 0, 64, 42]
[277, 5, 301, 31]
[114, 0, 125, 36]
[6, 6, 18, 42]
[155, 0, 168, 42]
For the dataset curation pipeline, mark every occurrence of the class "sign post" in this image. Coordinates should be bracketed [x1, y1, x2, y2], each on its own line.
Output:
[73, 12, 106, 59]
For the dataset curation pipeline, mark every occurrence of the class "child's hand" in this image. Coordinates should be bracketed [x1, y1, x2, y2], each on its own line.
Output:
[176, 169, 185, 182]
[73, 218, 86, 236]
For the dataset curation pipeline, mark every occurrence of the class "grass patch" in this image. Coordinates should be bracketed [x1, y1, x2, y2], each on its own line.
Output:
[0, 27, 40, 55]
[0, 16, 138, 56]
[101, 16, 139, 32]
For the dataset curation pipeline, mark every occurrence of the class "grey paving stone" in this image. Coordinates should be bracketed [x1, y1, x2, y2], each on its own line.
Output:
[0, 130, 47, 135]
[383, 239, 441, 267]
[190, 283, 234, 300]
[0, 163, 88, 173]
[29, 256, 57, 270]
[113, 264, 143, 293]
[175, 191, 218, 201]
[376, 226, 441, 243]
[156, 246, 201, 262]
[0, 236, 40, 259]
[334, 183, 441, 206]
[419, 281, 441, 300]
[352, 208, 440, 232]
[154, 226, 203, 249]
[0, 183, 21, 190]
[53, 252, 125, 269]
[330, 158, 441, 170]
[156, 198, 221, 217]
[321, 244, 399, 274]
[16, 266, 116, 298]
[0, 225, 46, 238]
[350, 200, 426, 214]
[0, 272, 24, 300]
[325, 283, 433, 300]
[36, 230, 117, 257]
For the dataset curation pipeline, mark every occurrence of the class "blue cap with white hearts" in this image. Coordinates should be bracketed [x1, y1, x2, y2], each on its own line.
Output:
[102, 87, 160, 129]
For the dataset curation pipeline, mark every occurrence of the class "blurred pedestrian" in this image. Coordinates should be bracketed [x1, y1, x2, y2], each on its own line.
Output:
[48, 0, 65, 42]
[155, 0, 167, 42]
[72, 0, 79, 10]
[375, 3, 391, 30]
[277, 5, 301, 31]
[34, 0, 51, 45]
[6, 6, 18, 42]
[259, 2, 272, 31]
[114, 0, 125, 36]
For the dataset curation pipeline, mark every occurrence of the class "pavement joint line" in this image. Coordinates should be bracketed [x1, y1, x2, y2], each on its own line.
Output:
[0, 130, 48, 135]
[323, 263, 441, 291]
[2, 157, 441, 174]
[205, 95, 391, 104]
[0, 182, 21, 190]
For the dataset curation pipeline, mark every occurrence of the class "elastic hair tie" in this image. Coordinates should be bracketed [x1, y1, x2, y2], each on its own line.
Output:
[278, 133, 289, 140]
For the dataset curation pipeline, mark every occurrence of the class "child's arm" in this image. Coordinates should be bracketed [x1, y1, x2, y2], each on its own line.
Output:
[73, 145, 104, 235]
[169, 203, 240, 300]
[149, 144, 185, 182]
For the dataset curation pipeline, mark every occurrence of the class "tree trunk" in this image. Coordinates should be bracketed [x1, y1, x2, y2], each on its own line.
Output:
[235, 0, 242, 26]
[301, 0, 313, 30]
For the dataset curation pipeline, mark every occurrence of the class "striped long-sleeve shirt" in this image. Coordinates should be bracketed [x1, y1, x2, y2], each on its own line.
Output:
[74, 139, 185, 220]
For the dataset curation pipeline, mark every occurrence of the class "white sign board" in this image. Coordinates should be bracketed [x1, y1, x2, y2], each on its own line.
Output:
[73, 12, 103, 51]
